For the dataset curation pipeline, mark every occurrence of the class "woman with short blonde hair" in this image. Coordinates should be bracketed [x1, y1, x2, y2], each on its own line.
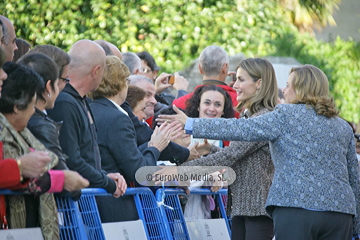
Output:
[92, 55, 129, 99]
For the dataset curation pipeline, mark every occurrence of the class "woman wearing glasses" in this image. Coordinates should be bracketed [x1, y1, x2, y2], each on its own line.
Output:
[29, 44, 71, 91]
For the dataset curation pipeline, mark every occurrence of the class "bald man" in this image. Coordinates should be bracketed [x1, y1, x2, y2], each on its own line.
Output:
[48, 40, 126, 198]
[0, 16, 18, 62]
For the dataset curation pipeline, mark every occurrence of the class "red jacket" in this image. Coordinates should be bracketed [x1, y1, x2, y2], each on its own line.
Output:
[0, 159, 28, 189]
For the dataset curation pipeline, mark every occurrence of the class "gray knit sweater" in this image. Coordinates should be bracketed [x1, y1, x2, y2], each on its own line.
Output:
[189, 104, 360, 234]
[182, 108, 274, 217]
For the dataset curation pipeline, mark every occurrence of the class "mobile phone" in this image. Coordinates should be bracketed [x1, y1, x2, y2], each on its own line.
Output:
[168, 75, 175, 84]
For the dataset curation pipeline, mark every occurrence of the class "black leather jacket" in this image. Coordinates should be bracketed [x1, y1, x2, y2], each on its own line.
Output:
[28, 108, 68, 170]
[27, 108, 81, 199]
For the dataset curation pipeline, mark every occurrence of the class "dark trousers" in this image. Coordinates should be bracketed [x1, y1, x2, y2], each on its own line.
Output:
[272, 207, 353, 240]
[231, 215, 274, 240]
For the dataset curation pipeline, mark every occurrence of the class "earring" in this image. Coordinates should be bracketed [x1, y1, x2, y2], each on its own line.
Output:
[48, 93, 51, 97]
[256, 88, 260, 90]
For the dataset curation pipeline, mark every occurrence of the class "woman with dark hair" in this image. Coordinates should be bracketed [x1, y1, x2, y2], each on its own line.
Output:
[18, 52, 89, 198]
[185, 84, 234, 119]
[185, 85, 234, 149]
[0, 62, 88, 239]
[29, 44, 71, 91]
[0, 47, 53, 190]
[0, 62, 58, 237]
[126, 85, 147, 122]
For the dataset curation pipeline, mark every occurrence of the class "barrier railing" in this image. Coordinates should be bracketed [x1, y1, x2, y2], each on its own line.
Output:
[155, 188, 231, 239]
[0, 187, 231, 239]
[0, 188, 168, 240]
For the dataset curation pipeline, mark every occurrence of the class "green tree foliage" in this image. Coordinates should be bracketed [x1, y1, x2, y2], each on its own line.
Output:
[1, 0, 359, 122]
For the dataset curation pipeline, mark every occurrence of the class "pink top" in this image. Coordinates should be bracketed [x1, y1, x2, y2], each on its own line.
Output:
[47, 170, 65, 193]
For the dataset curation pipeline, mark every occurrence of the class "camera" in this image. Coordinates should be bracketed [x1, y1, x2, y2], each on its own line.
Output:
[168, 75, 175, 84]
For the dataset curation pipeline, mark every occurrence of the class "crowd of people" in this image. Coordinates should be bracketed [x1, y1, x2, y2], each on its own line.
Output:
[0, 14, 359, 240]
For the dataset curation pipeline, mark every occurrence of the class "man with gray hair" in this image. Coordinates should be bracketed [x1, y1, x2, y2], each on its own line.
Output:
[172, 45, 238, 110]
[122, 52, 142, 74]
[120, 75, 198, 164]
[0, 16, 18, 62]
[48, 39, 127, 198]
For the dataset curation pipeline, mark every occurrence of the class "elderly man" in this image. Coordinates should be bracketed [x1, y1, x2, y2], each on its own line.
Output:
[123, 52, 188, 118]
[128, 75, 159, 119]
[172, 45, 238, 110]
[0, 16, 18, 62]
[121, 75, 198, 163]
[48, 40, 126, 197]
[122, 52, 142, 75]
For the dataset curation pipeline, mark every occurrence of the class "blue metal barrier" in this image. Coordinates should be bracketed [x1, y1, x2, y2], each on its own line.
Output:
[0, 188, 168, 240]
[155, 188, 231, 239]
[71, 188, 167, 240]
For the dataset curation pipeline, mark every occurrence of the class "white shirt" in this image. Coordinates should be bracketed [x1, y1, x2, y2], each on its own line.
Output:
[107, 99, 128, 116]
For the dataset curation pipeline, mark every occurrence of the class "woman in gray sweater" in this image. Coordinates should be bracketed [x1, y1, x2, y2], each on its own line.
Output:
[158, 64, 360, 240]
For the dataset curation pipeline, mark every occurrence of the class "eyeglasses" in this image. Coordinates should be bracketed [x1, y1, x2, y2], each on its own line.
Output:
[141, 68, 153, 74]
[59, 77, 70, 84]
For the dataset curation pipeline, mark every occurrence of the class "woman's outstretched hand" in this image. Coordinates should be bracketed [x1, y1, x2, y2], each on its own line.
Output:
[156, 105, 189, 127]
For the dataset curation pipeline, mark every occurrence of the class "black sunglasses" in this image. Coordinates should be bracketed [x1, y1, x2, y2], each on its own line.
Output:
[59, 77, 70, 83]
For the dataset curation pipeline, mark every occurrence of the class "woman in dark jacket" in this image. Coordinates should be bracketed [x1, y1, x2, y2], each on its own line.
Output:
[19, 52, 88, 198]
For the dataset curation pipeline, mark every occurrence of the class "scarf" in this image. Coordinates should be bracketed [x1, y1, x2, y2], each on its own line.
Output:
[0, 113, 59, 240]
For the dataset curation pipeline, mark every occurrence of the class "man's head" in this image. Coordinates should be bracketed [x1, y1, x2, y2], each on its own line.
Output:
[94, 40, 114, 55]
[0, 16, 18, 62]
[198, 45, 229, 81]
[68, 40, 106, 96]
[137, 51, 160, 80]
[122, 52, 142, 75]
[94, 40, 122, 60]
[107, 42, 122, 60]
[128, 75, 157, 118]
